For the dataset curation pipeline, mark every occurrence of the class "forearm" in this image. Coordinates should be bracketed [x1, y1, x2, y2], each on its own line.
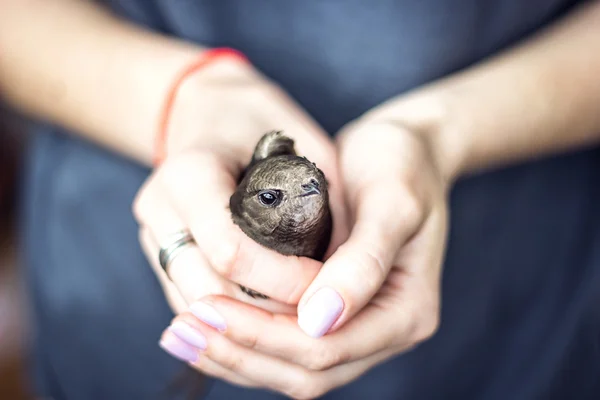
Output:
[376, 1, 600, 182]
[0, 0, 206, 166]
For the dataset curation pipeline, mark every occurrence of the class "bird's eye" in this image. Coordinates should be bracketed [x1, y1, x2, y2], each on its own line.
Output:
[258, 190, 281, 206]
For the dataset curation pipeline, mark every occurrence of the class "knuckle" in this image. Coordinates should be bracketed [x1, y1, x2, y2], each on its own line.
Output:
[131, 196, 145, 224]
[131, 181, 153, 224]
[352, 245, 388, 295]
[228, 356, 245, 373]
[336, 119, 366, 149]
[403, 301, 440, 345]
[208, 235, 242, 280]
[405, 201, 425, 229]
[218, 350, 245, 374]
[286, 372, 325, 400]
[236, 327, 260, 350]
[414, 312, 440, 343]
[391, 185, 424, 228]
[306, 343, 347, 371]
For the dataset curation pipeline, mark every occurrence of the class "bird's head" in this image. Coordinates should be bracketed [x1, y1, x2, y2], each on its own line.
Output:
[229, 154, 331, 258]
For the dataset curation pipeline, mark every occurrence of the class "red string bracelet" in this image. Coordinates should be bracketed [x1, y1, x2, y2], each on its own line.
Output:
[153, 47, 249, 166]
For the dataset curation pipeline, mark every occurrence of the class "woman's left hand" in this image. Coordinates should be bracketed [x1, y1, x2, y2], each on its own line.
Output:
[159, 114, 450, 399]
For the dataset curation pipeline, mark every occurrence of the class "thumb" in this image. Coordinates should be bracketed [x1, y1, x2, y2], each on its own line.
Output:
[296, 183, 425, 338]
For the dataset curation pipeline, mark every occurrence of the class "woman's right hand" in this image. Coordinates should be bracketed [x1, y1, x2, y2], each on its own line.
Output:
[133, 56, 349, 315]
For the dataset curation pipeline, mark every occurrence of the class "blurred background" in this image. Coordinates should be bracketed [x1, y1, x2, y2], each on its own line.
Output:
[0, 102, 34, 399]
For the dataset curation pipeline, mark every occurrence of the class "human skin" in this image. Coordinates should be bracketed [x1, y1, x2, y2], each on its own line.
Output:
[0, 0, 351, 316]
[1, 0, 600, 398]
[159, 2, 600, 398]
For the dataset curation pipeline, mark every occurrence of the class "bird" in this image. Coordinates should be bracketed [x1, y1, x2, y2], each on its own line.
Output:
[167, 131, 333, 399]
[229, 130, 333, 299]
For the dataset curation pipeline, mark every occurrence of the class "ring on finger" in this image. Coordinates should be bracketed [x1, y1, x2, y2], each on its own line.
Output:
[158, 230, 196, 274]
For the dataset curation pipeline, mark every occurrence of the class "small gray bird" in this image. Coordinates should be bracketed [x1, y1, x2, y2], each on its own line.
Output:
[167, 131, 333, 399]
[229, 130, 333, 299]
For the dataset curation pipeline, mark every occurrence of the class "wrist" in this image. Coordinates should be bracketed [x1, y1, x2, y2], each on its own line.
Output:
[153, 48, 255, 165]
[360, 89, 469, 185]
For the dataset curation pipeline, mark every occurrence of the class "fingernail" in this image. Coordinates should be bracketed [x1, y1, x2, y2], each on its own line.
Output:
[168, 321, 207, 350]
[189, 302, 227, 331]
[298, 287, 344, 338]
[159, 334, 199, 363]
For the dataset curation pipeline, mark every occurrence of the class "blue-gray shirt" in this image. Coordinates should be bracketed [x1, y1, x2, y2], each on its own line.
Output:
[20, 1, 600, 399]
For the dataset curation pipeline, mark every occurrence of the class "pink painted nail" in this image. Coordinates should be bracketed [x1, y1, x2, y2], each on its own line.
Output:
[168, 321, 207, 350]
[189, 302, 227, 331]
[298, 287, 344, 338]
[159, 334, 199, 363]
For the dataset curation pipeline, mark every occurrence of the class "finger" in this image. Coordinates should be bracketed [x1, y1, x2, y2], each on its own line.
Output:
[166, 308, 413, 400]
[142, 226, 227, 304]
[293, 123, 432, 337]
[134, 174, 229, 305]
[135, 171, 297, 314]
[185, 294, 411, 370]
[167, 312, 322, 399]
[311, 341, 410, 398]
[143, 224, 296, 314]
[139, 228, 188, 313]
[295, 180, 425, 338]
[159, 330, 259, 389]
[160, 152, 323, 304]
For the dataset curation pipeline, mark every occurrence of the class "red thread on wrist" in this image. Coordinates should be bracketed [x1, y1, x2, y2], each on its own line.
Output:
[153, 47, 249, 166]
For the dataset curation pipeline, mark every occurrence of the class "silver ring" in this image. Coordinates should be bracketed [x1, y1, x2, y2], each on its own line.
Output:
[158, 230, 195, 273]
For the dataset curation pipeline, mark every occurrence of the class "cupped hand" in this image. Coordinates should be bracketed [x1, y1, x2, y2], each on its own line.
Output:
[133, 57, 349, 316]
[159, 114, 450, 398]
